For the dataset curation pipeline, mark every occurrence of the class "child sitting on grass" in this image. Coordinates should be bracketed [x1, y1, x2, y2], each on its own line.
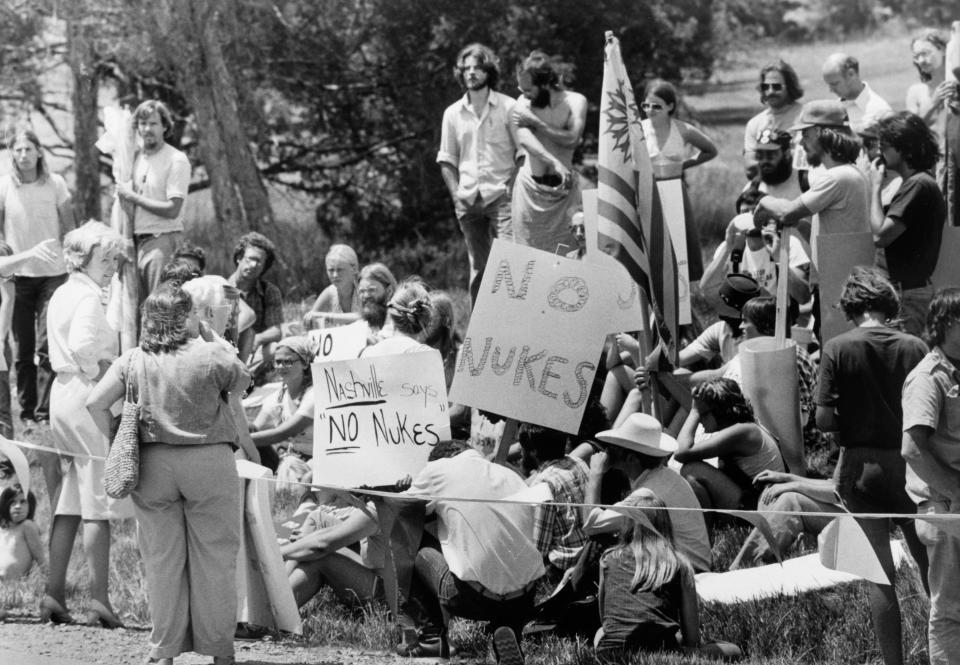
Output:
[0, 484, 45, 620]
[595, 489, 698, 660]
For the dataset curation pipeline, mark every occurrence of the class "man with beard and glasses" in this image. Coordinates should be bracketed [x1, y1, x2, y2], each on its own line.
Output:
[342, 263, 397, 346]
[438, 44, 518, 306]
[744, 60, 806, 179]
[116, 100, 191, 301]
[509, 50, 587, 253]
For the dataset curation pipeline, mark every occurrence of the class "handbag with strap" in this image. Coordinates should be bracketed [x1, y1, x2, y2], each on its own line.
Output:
[104, 350, 141, 499]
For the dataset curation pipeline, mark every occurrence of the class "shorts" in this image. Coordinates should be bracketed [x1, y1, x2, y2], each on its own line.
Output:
[835, 446, 916, 515]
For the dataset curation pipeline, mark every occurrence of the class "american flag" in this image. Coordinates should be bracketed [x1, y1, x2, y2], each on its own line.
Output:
[597, 32, 680, 362]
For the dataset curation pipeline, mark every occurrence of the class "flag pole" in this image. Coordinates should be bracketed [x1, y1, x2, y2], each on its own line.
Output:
[775, 228, 792, 348]
[637, 288, 662, 421]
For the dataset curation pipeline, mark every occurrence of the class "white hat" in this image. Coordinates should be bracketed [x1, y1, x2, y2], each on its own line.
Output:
[596, 413, 677, 458]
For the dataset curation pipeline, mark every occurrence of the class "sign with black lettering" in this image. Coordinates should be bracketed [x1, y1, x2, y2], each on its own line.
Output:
[312, 351, 450, 487]
[450, 240, 613, 434]
[306, 324, 368, 362]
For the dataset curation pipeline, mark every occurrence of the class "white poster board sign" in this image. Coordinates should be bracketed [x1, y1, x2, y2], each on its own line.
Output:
[817, 232, 876, 343]
[307, 324, 368, 362]
[449, 240, 612, 434]
[657, 178, 692, 325]
[312, 351, 450, 488]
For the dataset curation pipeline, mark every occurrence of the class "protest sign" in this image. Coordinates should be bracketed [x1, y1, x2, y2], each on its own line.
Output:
[656, 178, 692, 325]
[312, 350, 450, 488]
[816, 232, 876, 342]
[307, 324, 368, 362]
[581, 189, 644, 333]
[450, 240, 612, 434]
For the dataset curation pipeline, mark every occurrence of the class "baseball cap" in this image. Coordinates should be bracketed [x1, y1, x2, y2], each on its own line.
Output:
[754, 128, 792, 151]
[716, 273, 765, 318]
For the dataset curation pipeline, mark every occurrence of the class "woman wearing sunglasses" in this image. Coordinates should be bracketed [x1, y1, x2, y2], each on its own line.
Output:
[640, 79, 718, 284]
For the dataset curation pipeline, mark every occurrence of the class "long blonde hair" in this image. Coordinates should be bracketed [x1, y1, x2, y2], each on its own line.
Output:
[612, 489, 691, 593]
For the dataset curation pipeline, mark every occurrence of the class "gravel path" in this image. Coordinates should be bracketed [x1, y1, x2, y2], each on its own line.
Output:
[0, 615, 468, 665]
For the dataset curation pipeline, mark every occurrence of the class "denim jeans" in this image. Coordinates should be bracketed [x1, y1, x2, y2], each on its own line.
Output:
[12, 274, 66, 420]
[455, 194, 512, 305]
[411, 546, 535, 639]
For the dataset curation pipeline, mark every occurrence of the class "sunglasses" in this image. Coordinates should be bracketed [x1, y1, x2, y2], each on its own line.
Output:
[761, 83, 784, 91]
[640, 102, 663, 111]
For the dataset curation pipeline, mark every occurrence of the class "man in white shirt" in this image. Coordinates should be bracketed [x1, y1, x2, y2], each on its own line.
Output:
[821, 53, 892, 133]
[438, 44, 517, 305]
[401, 440, 544, 663]
[116, 100, 191, 301]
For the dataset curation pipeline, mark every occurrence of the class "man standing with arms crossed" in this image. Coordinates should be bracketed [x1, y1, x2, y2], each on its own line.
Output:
[437, 44, 517, 306]
[116, 100, 191, 300]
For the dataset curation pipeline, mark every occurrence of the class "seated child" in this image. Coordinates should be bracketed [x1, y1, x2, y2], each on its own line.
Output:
[0, 484, 45, 623]
[595, 489, 698, 659]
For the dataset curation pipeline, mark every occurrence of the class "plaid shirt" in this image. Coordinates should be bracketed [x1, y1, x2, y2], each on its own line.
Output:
[530, 455, 589, 571]
[240, 278, 283, 333]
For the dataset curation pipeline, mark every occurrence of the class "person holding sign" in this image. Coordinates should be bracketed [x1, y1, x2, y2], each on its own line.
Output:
[816, 267, 929, 665]
[249, 336, 316, 474]
[868, 112, 946, 337]
[674, 379, 786, 511]
[402, 440, 544, 663]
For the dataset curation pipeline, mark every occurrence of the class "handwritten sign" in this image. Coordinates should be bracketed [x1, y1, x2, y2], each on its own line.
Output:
[307, 324, 368, 362]
[312, 351, 450, 488]
[450, 240, 613, 434]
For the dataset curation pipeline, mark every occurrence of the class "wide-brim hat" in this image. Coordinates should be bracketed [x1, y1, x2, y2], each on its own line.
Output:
[716, 273, 765, 318]
[596, 413, 677, 458]
[788, 100, 850, 131]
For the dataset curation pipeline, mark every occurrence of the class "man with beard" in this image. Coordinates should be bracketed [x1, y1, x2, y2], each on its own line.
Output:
[744, 60, 805, 179]
[509, 50, 586, 253]
[228, 232, 283, 379]
[116, 100, 191, 300]
[438, 44, 517, 306]
[756, 101, 869, 264]
[343, 262, 397, 345]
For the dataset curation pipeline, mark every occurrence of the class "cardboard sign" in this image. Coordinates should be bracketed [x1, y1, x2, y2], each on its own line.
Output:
[307, 324, 368, 362]
[816, 232, 876, 343]
[656, 178, 692, 325]
[312, 351, 450, 488]
[450, 240, 612, 434]
[933, 222, 960, 291]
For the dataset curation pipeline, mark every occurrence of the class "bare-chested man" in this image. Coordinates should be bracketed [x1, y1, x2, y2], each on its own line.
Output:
[509, 51, 587, 253]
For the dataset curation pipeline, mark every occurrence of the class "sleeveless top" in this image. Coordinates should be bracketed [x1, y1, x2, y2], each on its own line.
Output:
[642, 118, 692, 180]
[731, 425, 785, 480]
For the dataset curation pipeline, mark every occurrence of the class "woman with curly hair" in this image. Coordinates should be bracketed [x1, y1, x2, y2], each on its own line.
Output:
[674, 378, 784, 510]
[361, 279, 434, 357]
[86, 282, 256, 665]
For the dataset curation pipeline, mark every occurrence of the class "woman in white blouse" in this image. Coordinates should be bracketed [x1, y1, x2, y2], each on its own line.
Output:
[42, 221, 129, 628]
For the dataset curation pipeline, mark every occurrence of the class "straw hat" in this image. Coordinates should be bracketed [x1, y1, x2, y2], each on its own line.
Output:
[595, 413, 677, 458]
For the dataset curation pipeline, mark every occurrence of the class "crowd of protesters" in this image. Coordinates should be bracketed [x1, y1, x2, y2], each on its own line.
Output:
[0, 23, 959, 665]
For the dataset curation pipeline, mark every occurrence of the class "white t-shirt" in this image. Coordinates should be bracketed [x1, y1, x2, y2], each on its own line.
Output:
[0, 173, 69, 276]
[711, 235, 810, 296]
[799, 163, 870, 267]
[132, 143, 191, 235]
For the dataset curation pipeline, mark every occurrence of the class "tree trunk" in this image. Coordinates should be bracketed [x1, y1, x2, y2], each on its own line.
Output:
[66, 16, 101, 224]
[149, 0, 274, 237]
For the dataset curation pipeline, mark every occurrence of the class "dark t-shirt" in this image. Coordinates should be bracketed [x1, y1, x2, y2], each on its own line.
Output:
[884, 171, 946, 289]
[818, 326, 927, 449]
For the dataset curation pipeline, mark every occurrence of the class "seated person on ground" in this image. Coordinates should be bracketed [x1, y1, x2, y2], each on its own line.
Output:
[304, 243, 362, 329]
[400, 439, 544, 662]
[518, 424, 589, 579]
[249, 336, 316, 475]
[730, 470, 839, 569]
[675, 378, 786, 510]
[584, 413, 712, 573]
[595, 489, 698, 660]
[227, 232, 284, 379]
[360, 279, 433, 357]
[280, 489, 386, 610]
